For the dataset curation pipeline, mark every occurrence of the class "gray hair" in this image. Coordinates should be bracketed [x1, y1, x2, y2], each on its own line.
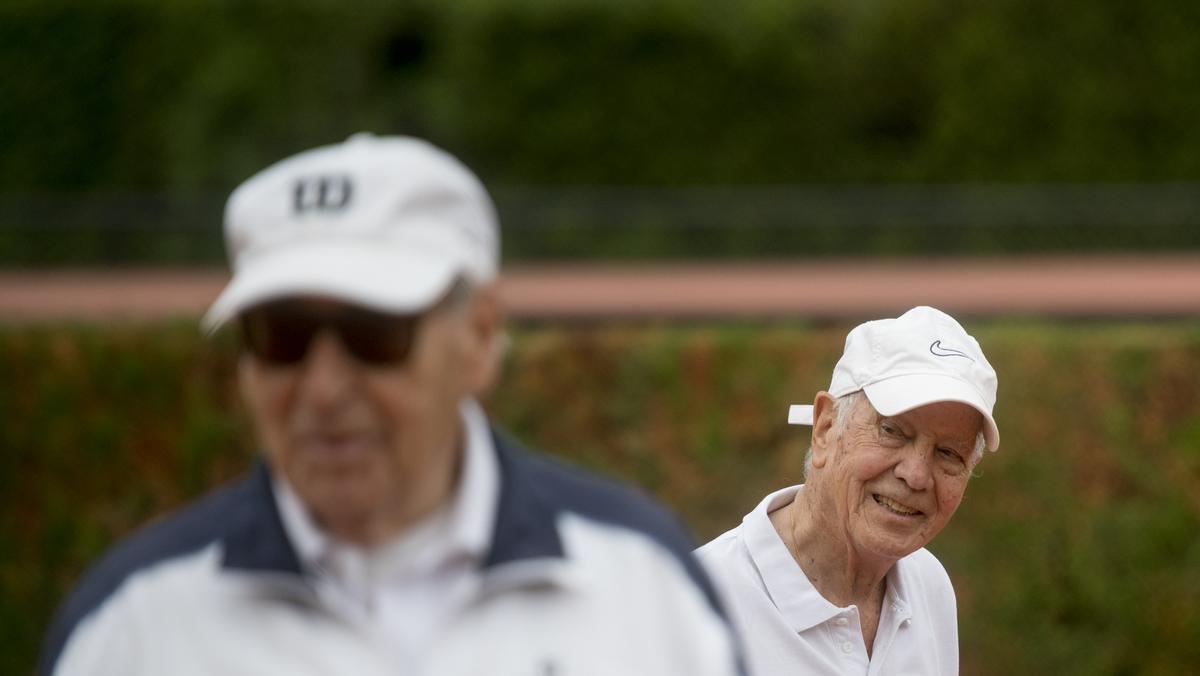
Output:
[440, 275, 475, 310]
[801, 391, 985, 481]
[449, 276, 511, 365]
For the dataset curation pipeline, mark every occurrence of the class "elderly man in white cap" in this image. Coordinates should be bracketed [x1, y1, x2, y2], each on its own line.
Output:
[697, 306, 999, 675]
[41, 134, 744, 676]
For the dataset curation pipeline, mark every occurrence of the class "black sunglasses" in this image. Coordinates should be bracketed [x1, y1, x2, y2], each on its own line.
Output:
[238, 300, 420, 366]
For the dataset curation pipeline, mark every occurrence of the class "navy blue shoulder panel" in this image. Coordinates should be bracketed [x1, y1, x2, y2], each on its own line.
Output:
[38, 462, 296, 676]
[486, 430, 728, 621]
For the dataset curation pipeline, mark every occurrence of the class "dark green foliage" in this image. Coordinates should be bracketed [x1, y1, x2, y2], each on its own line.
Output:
[3, 0, 1200, 263]
[3, 320, 1199, 675]
[5, 0, 1200, 187]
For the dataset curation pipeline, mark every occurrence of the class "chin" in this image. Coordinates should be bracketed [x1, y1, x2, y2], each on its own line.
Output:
[293, 464, 382, 514]
[318, 470, 381, 502]
[858, 533, 927, 562]
[308, 486, 382, 533]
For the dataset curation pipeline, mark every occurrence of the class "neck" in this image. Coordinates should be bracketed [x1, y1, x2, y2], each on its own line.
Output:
[771, 487, 892, 609]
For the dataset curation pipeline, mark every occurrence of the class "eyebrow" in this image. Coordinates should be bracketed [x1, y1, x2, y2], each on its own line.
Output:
[878, 413, 976, 447]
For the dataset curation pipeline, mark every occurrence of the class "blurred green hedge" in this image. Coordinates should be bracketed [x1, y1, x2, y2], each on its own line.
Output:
[3, 321, 1198, 675]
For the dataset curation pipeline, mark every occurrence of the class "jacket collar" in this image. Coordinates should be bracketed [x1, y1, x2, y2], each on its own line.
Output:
[220, 458, 305, 575]
[482, 431, 565, 568]
[221, 431, 565, 576]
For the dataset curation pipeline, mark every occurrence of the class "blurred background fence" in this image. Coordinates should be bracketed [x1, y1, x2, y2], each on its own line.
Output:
[5, 183, 1200, 265]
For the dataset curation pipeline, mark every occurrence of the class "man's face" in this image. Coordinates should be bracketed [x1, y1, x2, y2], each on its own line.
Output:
[812, 395, 982, 564]
[237, 290, 496, 544]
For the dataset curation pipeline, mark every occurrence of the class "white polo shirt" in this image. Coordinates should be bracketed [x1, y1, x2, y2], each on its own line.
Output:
[696, 485, 960, 676]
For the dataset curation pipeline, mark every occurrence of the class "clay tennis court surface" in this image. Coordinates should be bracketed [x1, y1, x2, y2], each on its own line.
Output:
[2, 254, 1198, 323]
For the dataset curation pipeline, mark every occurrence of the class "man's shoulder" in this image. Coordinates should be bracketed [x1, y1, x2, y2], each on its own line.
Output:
[493, 431, 696, 556]
[489, 431, 742, 670]
[696, 524, 744, 559]
[897, 547, 957, 606]
[900, 547, 953, 580]
[489, 431, 730, 612]
[692, 526, 758, 610]
[694, 487, 794, 575]
[40, 473, 254, 675]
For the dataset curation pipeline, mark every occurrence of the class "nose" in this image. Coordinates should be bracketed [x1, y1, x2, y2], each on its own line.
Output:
[893, 440, 934, 491]
[294, 330, 359, 412]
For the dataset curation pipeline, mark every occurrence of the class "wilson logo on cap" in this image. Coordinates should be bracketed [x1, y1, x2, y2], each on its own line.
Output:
[293, 175, 354, 213]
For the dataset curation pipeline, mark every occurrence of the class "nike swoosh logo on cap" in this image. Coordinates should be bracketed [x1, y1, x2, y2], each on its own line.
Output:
[929, 340, 973, 360]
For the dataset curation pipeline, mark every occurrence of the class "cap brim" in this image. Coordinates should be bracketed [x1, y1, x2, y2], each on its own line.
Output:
[201, 240, 463, 333]
[864, 374, 1000, 452]
[788, 404, 814, 425]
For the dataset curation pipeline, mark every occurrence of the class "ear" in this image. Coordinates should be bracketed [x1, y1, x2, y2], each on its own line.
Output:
[809, 391, 839, 469]
[460, 281, 505, 395]
[235, 353, 278, 462]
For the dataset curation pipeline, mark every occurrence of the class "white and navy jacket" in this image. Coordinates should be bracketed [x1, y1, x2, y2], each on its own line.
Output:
[41, 431, 744, 676]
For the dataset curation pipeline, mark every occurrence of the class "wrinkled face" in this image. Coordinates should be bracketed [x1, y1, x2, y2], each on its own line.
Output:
[237, 290, 496, 543]
[812, 395, 982, 564]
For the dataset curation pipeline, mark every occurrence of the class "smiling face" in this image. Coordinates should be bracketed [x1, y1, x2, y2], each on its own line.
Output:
[809, 392, 983, 565]
[237, 285, 501, 545]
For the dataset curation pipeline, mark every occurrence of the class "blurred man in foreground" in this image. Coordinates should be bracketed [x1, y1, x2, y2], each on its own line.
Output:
[41, 133, 742, 676]
[698, 306, 999, 675]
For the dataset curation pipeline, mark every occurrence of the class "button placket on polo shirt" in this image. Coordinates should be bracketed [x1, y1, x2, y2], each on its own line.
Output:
[828, 607, 867, 670]
[867, 598, 914, 673]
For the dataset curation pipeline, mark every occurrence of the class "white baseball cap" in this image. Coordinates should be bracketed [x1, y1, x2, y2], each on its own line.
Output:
[788, 306, 1000, 451]
[201, 133, 498, 332]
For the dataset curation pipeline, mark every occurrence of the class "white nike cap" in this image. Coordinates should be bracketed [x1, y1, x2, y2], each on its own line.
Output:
[202, 133, 498, 332]
[788, 306, 1000, 451]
